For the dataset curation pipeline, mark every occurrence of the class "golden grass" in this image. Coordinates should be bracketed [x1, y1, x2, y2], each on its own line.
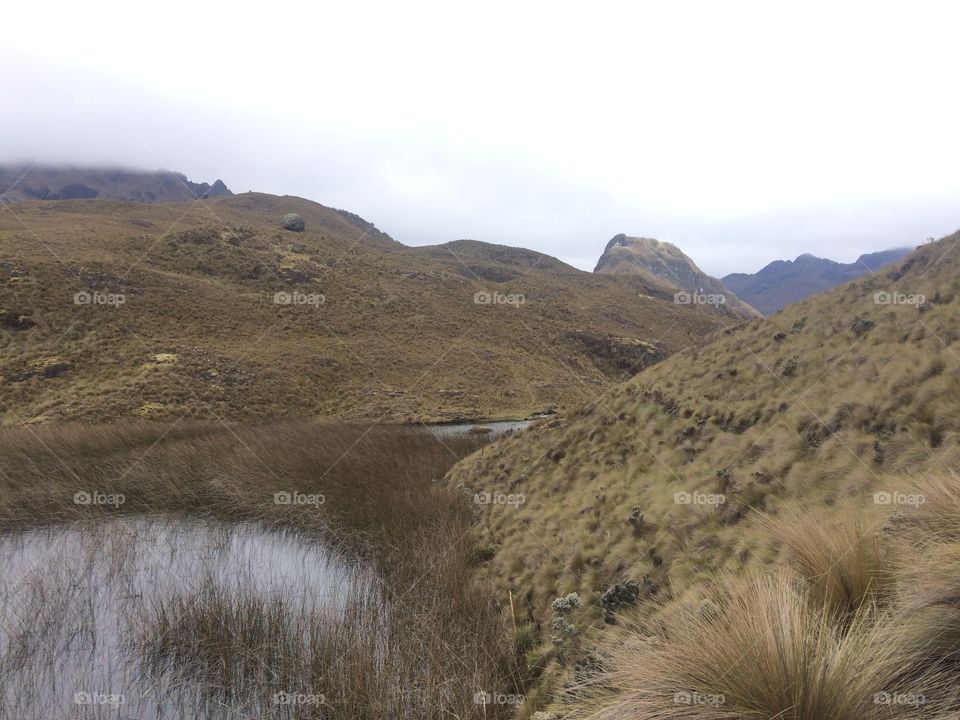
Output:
[0, 194, 734, 425]
[579, 572, 942, 720]
[575, 493, 960, 719]
[762, 507, 894, 619]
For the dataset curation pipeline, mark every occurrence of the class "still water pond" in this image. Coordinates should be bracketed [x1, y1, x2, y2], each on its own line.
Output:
[423, 419, 537, 438]
[0, 517, 364, 719]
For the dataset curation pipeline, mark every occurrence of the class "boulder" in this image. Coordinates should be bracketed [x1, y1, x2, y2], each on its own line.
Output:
[282, 213, 305, 232]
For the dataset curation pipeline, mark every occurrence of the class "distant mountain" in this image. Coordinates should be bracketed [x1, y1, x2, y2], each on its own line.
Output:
[0, 165, 232, 204]
[594, 234, 760, 320]
[722, 248, 913, 315]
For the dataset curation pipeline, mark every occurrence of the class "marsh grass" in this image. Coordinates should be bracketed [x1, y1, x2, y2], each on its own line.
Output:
[0, 421, 520, 719]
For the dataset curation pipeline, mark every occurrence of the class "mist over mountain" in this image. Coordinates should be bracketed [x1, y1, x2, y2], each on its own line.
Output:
[0, 164, 231, 204]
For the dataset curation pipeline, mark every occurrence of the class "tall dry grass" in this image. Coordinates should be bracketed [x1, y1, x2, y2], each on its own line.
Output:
[579, 572, 938, 720]
[761, 508, 894, 619]
[0, 421, 522, 720]
[575, 494, 960, 720]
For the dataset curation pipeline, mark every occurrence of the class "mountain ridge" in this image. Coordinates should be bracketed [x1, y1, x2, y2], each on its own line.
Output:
[723, 247, 913, 314]
[0, 164, 233, 204]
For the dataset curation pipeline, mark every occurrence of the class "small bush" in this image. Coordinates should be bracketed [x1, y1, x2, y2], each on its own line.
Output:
[469, 544, 497, 564]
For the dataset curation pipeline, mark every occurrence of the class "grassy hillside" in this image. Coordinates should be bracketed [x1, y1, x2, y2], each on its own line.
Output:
[447, 233, 960, 715]
[0, 194, 734, 424]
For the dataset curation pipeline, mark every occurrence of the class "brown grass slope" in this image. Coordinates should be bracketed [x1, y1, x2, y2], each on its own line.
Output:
[574, 479, 960, 719]
[446, 233, 960, 701]
[0, 194, 735, 424]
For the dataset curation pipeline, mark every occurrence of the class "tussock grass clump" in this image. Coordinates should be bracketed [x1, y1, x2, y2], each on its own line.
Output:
[892, 475, 960, 544]
[763, 508, 894, 619]
[884, 478, 960, 689]
[580, 572, 941, 720]
[140, 576, 394, 717]
[573, 498, 960, 719]
[893, 541, 960, 686]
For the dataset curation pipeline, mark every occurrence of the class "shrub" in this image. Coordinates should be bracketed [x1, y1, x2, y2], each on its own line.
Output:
[551, 592, 582, 660]
[626, 505, 647, 535]
[599, 578, 652, 622]
[469, 544, 497, 564]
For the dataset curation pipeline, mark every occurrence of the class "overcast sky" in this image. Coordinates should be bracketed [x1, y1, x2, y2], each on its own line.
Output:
[3, 1, 959, 276]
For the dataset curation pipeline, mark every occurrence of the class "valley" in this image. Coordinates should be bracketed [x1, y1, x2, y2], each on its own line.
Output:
[2, 169, 959, 720]
[7, 6, 960, 718]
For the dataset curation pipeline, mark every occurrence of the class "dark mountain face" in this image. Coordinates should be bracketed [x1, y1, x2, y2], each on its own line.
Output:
[179, 176, 234, 199]
[0, 165, 232, 204]
[722, 248, 913, 315]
